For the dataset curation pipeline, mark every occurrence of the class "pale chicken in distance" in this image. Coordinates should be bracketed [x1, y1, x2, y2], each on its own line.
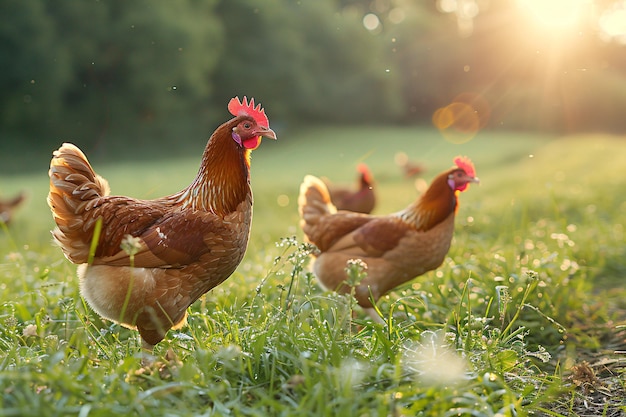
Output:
[48, 97, 276, 351]
[395, 151, 426, 179]
[298, 156, 478, 321]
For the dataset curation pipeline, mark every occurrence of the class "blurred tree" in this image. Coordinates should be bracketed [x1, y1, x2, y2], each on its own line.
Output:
[0, 0, 69, 138]
[211, 0, 403, 126]
[378, 2, 462, 123]
[46, 0, 223, 152]
[1, 0, 626, 160]
[0, 0, 222, 153]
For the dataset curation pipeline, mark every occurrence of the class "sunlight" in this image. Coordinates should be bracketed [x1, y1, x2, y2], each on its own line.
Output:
[516, 0, 587, 29]
[599, 2, 626, 44]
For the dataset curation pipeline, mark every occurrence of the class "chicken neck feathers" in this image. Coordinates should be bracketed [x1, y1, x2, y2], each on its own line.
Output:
[395, 170, 458, 232]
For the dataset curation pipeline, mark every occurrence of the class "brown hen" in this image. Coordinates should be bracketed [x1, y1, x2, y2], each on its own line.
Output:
[0, 191, 26, 225]
[298, 156, 477, 321]
[324, 163, 376, 214]
[48, 97, 276, 350]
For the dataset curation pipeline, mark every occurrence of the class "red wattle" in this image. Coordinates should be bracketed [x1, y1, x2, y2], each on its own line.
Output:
[243, 136, 261, 150]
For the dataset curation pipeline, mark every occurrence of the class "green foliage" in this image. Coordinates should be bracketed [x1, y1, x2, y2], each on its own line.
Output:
[1, 0, 222, 150]
[212, 0, 402, 124]
[0, 0, 68, 135]
[0, 0, 403, 154]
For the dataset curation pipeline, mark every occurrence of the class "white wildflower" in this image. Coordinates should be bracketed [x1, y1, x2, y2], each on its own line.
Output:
[402, 330, 467, 386]
[23, 324, 38, 338]
[334, 358, 368, 388]
[120, 234, 142, 256]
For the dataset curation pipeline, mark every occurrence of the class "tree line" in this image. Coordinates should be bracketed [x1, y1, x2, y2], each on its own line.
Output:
[2, 0, 625, 153]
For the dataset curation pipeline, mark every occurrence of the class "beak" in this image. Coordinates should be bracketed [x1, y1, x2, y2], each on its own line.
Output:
[471, 177, 480, 184]
[255, 126, 277, 140]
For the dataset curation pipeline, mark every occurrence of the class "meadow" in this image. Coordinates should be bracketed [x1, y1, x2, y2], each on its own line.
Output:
[1, 127, 625, 416]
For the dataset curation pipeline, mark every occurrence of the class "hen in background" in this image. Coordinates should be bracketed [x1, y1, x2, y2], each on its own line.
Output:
[323, 163, 376, 214]
[0, 191, 26, 226]
[48, 97, 276, 351]
[298, 156, 478, 321]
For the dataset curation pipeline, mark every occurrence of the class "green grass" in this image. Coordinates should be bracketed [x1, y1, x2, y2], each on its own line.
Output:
[1, 127, 626, 416]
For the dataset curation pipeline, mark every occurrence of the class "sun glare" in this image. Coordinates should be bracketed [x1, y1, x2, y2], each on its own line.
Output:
[517, 0, 587, 29]
[599, 2, 626, 44]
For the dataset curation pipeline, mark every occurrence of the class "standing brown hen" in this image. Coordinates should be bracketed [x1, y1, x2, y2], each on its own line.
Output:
[298, 156, 477, 321]
[0, 191, 26, 225]
[48, 97, 276, 351]
[324, 163, 376, 214]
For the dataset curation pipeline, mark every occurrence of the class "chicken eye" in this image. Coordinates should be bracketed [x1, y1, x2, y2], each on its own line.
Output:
[243, 122, 251, 129]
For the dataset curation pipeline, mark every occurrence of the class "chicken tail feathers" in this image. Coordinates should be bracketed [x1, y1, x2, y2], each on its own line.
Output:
[48, 143, 110, 263]
[297, 175, 336, 243]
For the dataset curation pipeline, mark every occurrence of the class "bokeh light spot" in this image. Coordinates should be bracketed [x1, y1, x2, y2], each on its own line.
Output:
[446, 102, 479, 134]
[388, 8, 406, 24]
[599, 4, 626, 44]
[432, 92, 491, 144]
[432, 107, 454, 130]
[453, 92, 491, 129]
[277, 194, 290, 207]
[363, 13, 381, 31]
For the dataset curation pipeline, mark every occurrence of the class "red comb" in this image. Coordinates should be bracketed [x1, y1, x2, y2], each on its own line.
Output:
[453, 155, 476, 177]
[228, 96, 270, 128]
[357, 163, 373, 181]
[356, 163, 370, 174]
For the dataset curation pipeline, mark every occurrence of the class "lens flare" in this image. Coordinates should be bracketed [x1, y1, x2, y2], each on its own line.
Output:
[599, 5, 626, 44]
[432, 92, 491, 144]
